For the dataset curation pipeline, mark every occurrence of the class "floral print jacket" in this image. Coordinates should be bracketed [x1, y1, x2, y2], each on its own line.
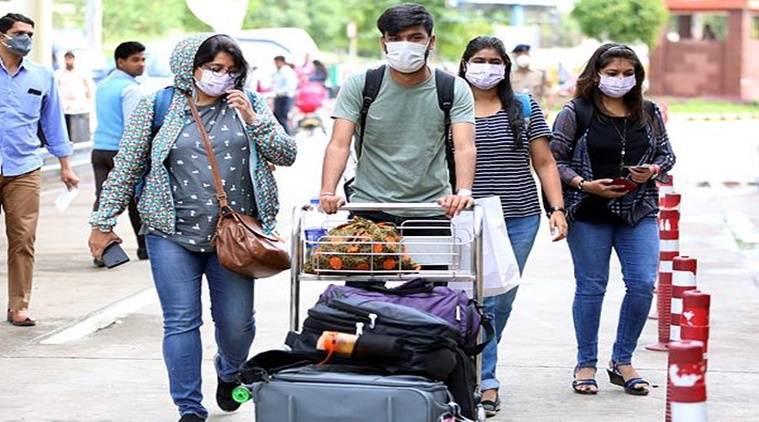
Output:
[90, 34, 297, 235]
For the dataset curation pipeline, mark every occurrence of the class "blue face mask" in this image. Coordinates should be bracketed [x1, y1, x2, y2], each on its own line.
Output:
[2, 33, 32, 57]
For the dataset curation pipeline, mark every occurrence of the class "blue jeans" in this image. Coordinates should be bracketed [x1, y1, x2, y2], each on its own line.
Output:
[273, 96, 293, 134]
[566, 218, 658, 368]
[147, 235, 256, 418]
[480, 215, 540, 392]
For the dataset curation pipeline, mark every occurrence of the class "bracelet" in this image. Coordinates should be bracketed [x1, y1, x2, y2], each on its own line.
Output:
[578, 179, 586, 192]
[319, 191, 335, 197]
[457, 188, 472, 197]
[547, 206, 566, 217]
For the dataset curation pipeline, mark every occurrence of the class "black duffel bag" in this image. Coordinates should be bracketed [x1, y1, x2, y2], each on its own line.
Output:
[286, 296, 478, 419]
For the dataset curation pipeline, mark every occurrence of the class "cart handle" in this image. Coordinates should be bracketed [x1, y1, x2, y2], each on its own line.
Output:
[338, 202, 473, 213]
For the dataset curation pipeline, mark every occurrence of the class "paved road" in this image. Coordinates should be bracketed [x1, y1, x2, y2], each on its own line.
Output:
[1, 118, 758, 421]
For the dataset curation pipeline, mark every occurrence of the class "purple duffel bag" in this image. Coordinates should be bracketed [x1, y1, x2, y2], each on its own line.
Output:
[320, 279, 491, 353]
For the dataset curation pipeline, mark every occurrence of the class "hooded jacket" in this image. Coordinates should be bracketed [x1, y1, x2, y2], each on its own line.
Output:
[90, 34, 297, 235]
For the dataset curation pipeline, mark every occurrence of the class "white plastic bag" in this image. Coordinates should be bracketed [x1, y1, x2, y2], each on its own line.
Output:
[449, 196, 520, 298]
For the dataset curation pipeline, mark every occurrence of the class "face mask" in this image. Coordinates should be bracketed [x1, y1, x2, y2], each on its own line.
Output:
[465, 63, 505, 90]
[515, 55, 530, 69]
[385, 41, 429, 74]
[598, 74, 636, 98]
[2, 33, 32, 57]
[194, 69, 236, 97]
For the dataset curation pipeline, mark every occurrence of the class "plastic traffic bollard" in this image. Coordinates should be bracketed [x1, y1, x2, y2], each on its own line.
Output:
[666, 340, 707, 422]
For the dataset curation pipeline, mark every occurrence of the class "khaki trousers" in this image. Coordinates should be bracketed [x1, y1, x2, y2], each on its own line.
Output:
[0, 169, 41, 311]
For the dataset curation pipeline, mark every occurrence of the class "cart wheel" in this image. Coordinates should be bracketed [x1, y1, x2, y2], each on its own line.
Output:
[232, 386, 251, 403]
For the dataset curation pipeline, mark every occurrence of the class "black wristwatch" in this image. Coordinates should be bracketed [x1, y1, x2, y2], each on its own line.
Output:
[547, 206, 566, 217]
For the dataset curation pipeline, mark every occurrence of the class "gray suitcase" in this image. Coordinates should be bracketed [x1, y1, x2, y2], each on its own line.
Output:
[250, 365, 458, 422]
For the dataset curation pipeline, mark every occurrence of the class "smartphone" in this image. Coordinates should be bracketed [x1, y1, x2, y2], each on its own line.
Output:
[102, 242, 130, 269]
[625, 165, 650, 172]
[610, 177, 638, 192]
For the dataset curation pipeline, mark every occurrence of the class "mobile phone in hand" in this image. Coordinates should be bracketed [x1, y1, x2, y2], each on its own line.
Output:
[610, 177, 638, 192]
[102, 242, 130, 269]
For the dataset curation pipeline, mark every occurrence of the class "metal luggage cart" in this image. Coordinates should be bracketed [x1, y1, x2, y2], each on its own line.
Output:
[289, 202, 485, 390]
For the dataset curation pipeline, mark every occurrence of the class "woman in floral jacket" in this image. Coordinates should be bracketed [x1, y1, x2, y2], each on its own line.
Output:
[88, 34, 296, 421]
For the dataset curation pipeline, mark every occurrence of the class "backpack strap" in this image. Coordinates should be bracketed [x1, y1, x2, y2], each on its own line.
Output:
[643, 99, 660, 138]
[152, 86, 175, 137]
[356, 65, 386, 159]
[571, 97, 594, 142]
[151, 87, 256, 137]
[434, 68, 456, 190]
[513, 93, 532, 121]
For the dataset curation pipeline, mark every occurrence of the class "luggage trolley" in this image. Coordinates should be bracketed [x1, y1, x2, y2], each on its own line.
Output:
[289, 202, 486, 386]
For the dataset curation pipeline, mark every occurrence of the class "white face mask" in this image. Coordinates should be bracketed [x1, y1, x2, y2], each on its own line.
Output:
[385, 41, 429, 74]
[194, 68, 236, 97]
[515, 55, 531, 69]
[598, 74, 636, 98]
[465, 63, 505, 90]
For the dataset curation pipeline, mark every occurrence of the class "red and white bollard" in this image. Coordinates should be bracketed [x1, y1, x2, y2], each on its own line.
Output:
[671, 257, 698, 341]
[681, 290, 711, 369]
[661, 192, 681, 210]
[658, 177, 675, 206]
[650, 194, 681, 321]
[667, 340, 707, 422]
[647, 228, 680, 351]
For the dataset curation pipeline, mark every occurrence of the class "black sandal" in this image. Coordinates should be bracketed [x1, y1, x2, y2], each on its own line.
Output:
[572, 366, 598, 395]
[607, 361, 650, 396]
[481, 394, 501, 417]
[7, 309, 36, 327]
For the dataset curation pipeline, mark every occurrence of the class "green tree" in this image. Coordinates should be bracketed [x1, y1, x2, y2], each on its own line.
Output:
[244, 0, 497, 61]
[572, 0, 668, 47]
[102, 0, 211, 44]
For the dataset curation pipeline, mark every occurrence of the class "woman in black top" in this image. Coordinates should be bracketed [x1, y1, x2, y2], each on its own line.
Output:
[551, 44, 675, 396]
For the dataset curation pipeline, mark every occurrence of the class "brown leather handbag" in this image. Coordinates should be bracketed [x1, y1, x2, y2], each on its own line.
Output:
[186, 93, 290, 279]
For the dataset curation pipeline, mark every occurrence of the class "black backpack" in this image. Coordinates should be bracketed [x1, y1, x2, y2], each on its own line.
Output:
[343, 65, 457, 200]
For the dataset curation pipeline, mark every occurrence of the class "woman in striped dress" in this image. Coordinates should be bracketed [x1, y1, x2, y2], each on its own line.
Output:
[458, 36, 567, 417]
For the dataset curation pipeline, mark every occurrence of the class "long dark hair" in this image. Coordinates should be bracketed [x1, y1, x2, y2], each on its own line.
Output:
[458, 36, 525, 147]
[193, 34, 249, 90]
[575, 43, 647, 125]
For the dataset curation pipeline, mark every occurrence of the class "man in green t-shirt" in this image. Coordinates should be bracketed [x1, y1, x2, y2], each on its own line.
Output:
[319, 3, 476, 220]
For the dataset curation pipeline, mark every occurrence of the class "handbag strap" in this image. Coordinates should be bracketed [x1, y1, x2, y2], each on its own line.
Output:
[184, 93, 230, 210]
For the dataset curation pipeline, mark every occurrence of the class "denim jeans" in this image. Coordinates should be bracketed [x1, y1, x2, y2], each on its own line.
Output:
[273, 96, 293, 134]
[146, 235, 256, 418]
[566, 217, 658, 369]
[480, 214, 540, 392]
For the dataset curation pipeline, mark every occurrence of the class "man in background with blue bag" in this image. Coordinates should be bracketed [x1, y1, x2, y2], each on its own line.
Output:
[91, 41, 146, 264]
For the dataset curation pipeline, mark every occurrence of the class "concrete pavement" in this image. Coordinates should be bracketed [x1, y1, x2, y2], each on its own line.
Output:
[1, 119, 759, 421]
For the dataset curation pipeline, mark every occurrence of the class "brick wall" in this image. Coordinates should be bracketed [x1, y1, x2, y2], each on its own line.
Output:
[650, 40, 726, 97]
[743, 40, 759, 100]
[650, 9, 759, 101]
[741, 10, 759, 100]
